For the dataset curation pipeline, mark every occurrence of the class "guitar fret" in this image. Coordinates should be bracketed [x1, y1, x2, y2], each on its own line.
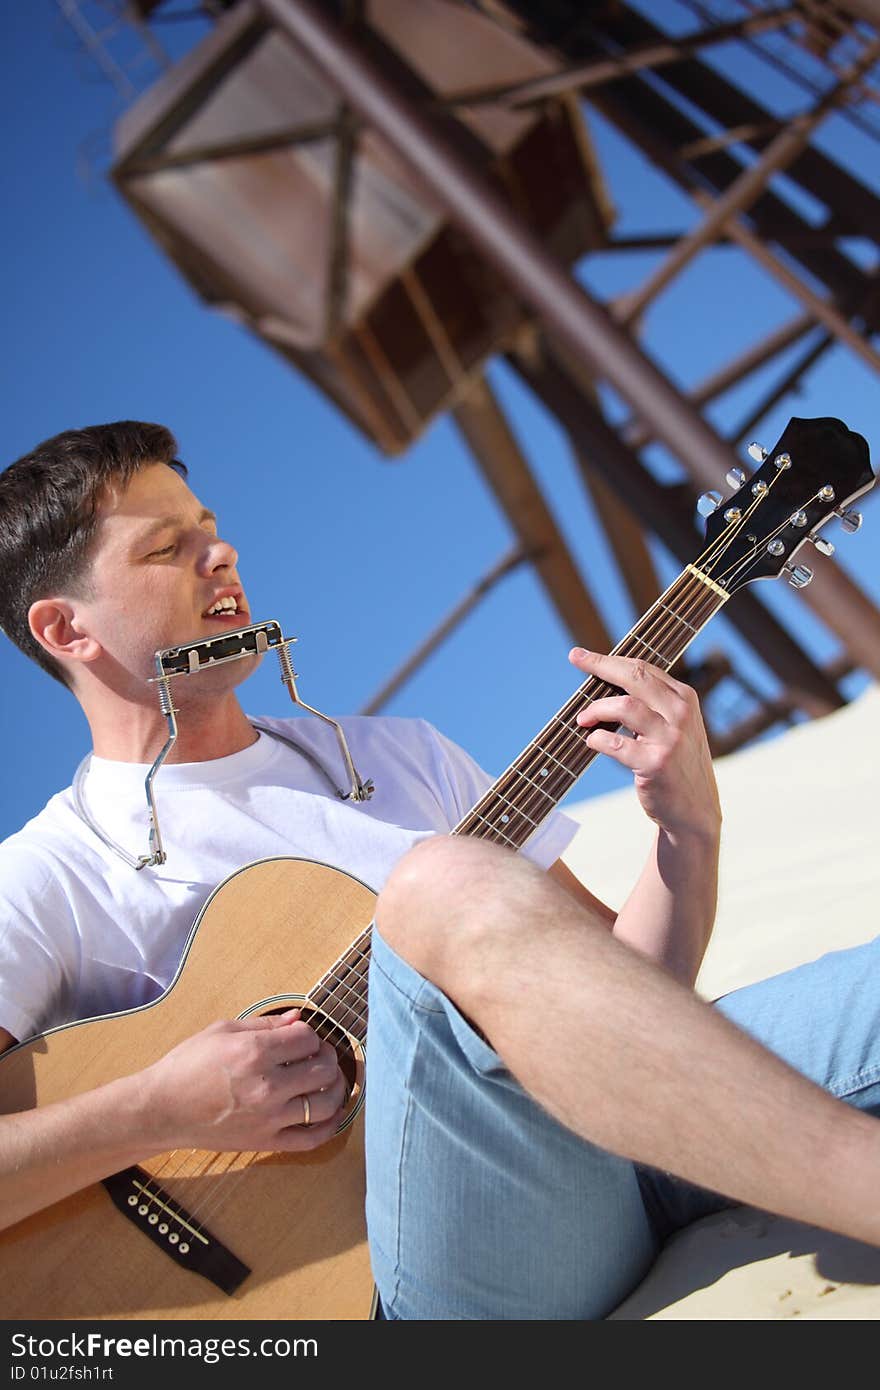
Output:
[314, 994, 365, 1031]
[323, 956, 368, 989]
[314, 958, 369, 1014]
[320, 970, 368, 1011]
[557, 718, 584, 737]
[324, 1003, 366, 1038]
[508, 769, 558, 806]
[468, 812, 518, 848]
[495, 790, 540, 830]
[627, 634, 672, 667]
[312, 934, 373, 1033]
[656, 601, 698, 635]
[321, 971, 367, 1006]
[335, 950, 370, 977]
[321, 1008, 360, 1037]
[530, 745, 574, 776]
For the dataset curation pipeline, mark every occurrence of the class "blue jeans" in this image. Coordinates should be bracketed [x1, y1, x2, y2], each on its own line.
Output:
[364, 928, 880, 1320]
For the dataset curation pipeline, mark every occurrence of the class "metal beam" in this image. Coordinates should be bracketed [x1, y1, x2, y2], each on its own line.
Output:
[451, 375, 613, 652]
[528, 337, 880, 688]
[437, 6, 802, 110]
[122, 118, 344, 175]
[576, 469, 661, 622]
[324, 104, 356, 339]
[607, 228, 859, 251]
[718, 210, 880, 376]
[600, 3, 880, 244]
[726, 331, 834, 450]
[613, 35, 880, 327]
[533, 338, 661, 616]
[359, 545, 529, 715]
[687, 313, 817, 411]
[578, 51, 876, 327]
[709, 656, 857, 759]
[621, 313, 816, 451]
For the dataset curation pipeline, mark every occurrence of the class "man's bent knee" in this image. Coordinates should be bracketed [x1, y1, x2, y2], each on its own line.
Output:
[375, 835, 546, 989]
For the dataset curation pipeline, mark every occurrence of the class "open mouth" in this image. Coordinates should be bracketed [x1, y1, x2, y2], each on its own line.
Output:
[203, 594, 247, 622]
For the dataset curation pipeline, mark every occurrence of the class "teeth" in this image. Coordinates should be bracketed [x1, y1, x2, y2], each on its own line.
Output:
[206, 597, 238, 616]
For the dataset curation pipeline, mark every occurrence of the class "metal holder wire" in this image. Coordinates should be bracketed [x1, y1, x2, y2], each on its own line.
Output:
[139, 619, 373, 869]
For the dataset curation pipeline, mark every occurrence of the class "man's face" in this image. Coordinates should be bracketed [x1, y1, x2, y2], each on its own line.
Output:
[73, 462, 254, 692]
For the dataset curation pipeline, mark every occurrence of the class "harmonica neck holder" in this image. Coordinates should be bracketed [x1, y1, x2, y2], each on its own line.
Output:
[141, 619, 373, 870]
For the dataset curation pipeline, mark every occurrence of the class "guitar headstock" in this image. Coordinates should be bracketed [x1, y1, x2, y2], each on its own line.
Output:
[699, 417, 874, 595]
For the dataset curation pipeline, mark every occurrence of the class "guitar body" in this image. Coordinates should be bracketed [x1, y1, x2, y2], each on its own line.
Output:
[0, 857, 379, 1321]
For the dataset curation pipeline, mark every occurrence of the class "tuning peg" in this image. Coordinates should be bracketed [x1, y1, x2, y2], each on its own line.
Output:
[785, 563, 813, 589]
[747, 442, 768, 462]
[837, 508, 863, 534]
[726, 466, 747, 489]
[809, 536, 835, 557]
[697, 489, 723, 517]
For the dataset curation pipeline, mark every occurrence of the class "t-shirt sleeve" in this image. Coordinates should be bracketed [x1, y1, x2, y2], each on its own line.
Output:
[0, 845, 77, 1043]
[418, 720, 580, 870]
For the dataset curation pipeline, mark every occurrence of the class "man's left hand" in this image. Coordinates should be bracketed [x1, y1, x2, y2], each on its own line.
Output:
[569, 648, 721, 844]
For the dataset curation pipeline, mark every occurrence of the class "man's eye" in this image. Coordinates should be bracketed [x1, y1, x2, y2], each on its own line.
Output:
[148, 544, 175, 558]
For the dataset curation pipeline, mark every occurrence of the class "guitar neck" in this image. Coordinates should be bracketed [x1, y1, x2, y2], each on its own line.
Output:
[451, 564, 729, 850]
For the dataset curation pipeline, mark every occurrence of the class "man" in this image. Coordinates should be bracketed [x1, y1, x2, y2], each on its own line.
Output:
[0, 420, 577, 1233]
[1, 421, 878, 1320]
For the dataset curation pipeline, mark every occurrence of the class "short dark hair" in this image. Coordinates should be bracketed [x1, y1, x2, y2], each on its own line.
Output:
[0, 421, 185, 687]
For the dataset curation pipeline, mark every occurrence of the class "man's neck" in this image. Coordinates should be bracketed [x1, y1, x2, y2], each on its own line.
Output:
[87, 693, 258, 765]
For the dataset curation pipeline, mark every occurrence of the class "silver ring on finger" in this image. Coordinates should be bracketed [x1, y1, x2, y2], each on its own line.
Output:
[301, 1093, 311, 1127]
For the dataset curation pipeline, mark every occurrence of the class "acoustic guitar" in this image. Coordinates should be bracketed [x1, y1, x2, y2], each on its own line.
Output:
[0, 415, 873, 1319]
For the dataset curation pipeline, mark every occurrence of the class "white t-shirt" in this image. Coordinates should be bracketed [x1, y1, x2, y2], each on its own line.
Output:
[0, 715, 577, 1043]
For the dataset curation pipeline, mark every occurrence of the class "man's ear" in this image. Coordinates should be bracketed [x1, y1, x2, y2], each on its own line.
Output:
[28, 598, 101, 671]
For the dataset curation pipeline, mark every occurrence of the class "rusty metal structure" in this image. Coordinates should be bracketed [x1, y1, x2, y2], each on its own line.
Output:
[59, 0, 880, 753]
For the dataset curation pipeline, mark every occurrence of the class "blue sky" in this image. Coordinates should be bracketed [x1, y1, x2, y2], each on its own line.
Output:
[1, 0, 878, 844]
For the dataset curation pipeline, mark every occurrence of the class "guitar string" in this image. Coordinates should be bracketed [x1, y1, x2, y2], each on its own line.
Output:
[137, 491, 796, 1235]
[719, 491, 823, 590]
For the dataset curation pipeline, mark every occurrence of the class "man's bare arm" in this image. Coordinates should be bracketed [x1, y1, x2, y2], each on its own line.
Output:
[552, 649, 722, 986]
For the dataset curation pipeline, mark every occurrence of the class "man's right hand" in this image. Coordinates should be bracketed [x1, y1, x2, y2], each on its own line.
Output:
[141, 1009, 348, 1154]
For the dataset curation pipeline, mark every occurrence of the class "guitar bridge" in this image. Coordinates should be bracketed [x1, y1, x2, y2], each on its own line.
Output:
[102, 1167, 250, 1296]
